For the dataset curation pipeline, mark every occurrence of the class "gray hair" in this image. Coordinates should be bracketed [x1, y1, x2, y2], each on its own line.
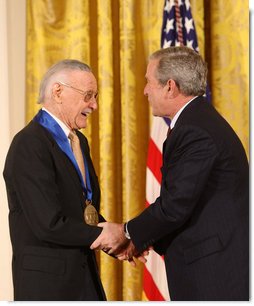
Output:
[38, 59, 91, 103]
[150, 46, 207, 96]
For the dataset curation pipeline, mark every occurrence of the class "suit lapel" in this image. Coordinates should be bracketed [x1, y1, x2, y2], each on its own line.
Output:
[51, 140, 85, 193]
[77, 133, 100, 210]
[42, 125, 99, 208]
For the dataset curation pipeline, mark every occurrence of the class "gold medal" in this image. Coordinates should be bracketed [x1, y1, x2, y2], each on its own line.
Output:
[84, 200, 99, 225]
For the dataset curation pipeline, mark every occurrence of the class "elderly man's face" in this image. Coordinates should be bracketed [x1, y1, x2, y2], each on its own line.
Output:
[58, 70, 98, 130]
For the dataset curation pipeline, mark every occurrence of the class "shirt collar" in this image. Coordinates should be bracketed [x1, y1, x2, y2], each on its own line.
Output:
[170, 96, 197, 129]
[42, 107, 71, 138]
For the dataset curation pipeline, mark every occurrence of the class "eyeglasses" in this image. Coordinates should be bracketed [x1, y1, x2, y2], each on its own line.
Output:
[58, 81, 98, 102]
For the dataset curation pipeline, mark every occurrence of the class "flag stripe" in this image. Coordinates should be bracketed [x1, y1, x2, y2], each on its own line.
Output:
[150, 116, 169, 150]
[143, 267, 165, 301]
[146, 139, 162, 184]
[145, 250, 170, 300]
[146, 168, 161, 205]
[145, 199, 149, 208]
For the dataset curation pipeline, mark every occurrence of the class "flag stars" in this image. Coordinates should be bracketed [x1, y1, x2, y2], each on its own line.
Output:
[186, 40, 194, 48]
[163, 39, 172, 48]
[164, 0, 174, 13]
[165, 18, 174, 33]
[185, 17, 194, 34]
[185, 0, 191, 11]
[161, 0, 199, 54]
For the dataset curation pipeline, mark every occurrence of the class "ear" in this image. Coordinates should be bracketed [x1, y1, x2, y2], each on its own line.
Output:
[166, 79, 179, 98]
[52, 83, 62, 103]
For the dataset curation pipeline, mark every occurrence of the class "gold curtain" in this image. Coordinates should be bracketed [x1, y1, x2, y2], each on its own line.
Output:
[191, 0, 249, 157]
[209, 0, 249, 157]
[26, 0, 249, 301]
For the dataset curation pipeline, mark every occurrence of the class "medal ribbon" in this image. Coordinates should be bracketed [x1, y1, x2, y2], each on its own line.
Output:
[33, 109, 92, 201]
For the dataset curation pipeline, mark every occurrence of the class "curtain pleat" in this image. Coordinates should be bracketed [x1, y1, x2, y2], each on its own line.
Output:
[191, 0, 205, 57]
[120, 0, 145, 300]
[26, 0, 91, 126]
[25, 0, 249, 300]
[209, 0, 249, 157]
[97, 0, 123, 300]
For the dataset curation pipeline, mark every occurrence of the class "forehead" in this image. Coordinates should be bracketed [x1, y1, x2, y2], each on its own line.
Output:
[70, 70, 97, 88]
[146, 59, 159, 79]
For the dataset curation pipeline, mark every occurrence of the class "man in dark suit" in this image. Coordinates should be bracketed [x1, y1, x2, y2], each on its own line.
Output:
[3, 60, 106, 300]
[90, 46, 249, 300]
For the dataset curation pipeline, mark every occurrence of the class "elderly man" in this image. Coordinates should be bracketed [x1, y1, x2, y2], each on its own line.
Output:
[3, 60, 106, 300]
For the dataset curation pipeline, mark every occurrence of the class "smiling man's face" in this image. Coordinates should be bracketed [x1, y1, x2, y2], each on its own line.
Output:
[56, 70, 98, 130]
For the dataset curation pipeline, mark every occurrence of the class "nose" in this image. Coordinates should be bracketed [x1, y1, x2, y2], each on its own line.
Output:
[90, 98, 98, 110]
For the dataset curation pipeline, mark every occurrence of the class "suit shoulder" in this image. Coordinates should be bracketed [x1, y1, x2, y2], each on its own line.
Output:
[177, 97, 235, 135]
[10, 120, 55, 152]
[180, 97, 218, 120]
[13, 120, 52, 140]
[175, 98, 247, 160]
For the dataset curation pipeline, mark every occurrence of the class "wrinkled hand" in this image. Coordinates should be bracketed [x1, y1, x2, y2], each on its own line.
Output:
[90, 222, 128, 254]
[90, 222, 150, 267]
[116, 241, 150, 267]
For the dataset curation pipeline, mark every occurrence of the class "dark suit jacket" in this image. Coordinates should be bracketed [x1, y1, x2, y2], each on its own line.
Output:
[128, 96, 249, 301]
[3, 118, 106, 301]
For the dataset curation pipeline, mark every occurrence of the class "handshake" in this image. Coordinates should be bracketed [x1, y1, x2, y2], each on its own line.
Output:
[90, 222, 150, 266]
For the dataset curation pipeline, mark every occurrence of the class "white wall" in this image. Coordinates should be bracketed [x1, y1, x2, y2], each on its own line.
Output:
[0, 0, 26, 301]
[7, 0, 26, 138]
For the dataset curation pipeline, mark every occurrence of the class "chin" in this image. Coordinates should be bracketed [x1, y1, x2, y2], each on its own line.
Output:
[75, 118, 87, 129]
[77, 124, 87, 130]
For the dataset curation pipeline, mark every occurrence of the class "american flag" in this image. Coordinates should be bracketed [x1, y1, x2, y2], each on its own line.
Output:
[143, 0, 201, 301]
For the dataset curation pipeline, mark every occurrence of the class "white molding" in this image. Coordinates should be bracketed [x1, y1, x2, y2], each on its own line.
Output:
[0, 0, 26, 301]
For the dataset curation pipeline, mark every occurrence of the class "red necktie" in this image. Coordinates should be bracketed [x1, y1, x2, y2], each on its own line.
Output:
[167, 126, 172, 137]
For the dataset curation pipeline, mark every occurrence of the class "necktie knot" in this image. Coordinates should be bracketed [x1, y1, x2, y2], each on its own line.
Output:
[68, 130, 78, 142]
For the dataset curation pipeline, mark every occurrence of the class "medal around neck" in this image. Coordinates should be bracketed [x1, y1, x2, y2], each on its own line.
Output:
[84, 199, 99, 225]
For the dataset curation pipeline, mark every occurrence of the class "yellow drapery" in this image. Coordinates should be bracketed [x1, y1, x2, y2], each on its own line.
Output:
[26, 0, 249, 301]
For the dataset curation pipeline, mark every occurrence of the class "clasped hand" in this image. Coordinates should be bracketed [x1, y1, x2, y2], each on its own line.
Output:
[90, 222, 149, 266]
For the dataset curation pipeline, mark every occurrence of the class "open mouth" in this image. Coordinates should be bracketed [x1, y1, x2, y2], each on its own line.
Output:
[81, 111, 89, 117]
[81, 109, 92, 117]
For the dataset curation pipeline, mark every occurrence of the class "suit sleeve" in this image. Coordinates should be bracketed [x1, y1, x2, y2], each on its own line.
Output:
[128, 125, 218, 253]
[5, 132, 102, 247]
